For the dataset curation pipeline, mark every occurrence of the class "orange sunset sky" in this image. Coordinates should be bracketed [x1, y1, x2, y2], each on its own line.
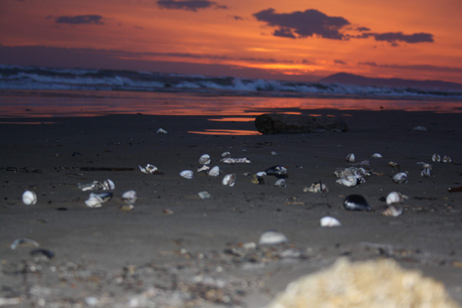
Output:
[1, 0, 461, 83]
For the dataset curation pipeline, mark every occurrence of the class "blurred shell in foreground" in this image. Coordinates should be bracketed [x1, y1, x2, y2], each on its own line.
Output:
[22, 190, 37, 205]
[268, 258, 460, 308]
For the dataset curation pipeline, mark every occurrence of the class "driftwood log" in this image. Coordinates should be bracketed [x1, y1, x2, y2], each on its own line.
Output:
[255, 113, 348, 135]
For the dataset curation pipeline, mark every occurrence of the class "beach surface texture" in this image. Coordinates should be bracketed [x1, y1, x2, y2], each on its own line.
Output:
[1, 110, 462, 307]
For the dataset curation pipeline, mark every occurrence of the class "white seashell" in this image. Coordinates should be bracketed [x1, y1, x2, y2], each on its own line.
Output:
[336, 175, 358, 187]
[221, 151, 231, 158]
[271, 151, 278, 156]
[220, 157, 251, 163]
[371, 153, 382, 158]
[393, 172, 408, 183]
[412, 126, 427, 131]
[222, 173, 236, 187]
[139, 164, 160, 174]
[386, 191, 407, 205]
[179, 170, 194, 179]
[208, 166, 220, 177]
[102, 179, 115, 190]
[320, 216, 341, 227]
[121, 190, 137, 204]
[256, 171, 267, 177]
[304, 182, 329, 193]
[382, 205, 403, 217]
[258, 231, 288, 245]
[22, 190, 37, 205]
[198, 191, 211, 199]
[156, 128, 167, 134]
[198, 154, 211, 165]
[274, 179, 287, 188]
[197, 165, 210, 172]
[85, 192, 113, 208]
[432, 154, 441, 162]
[420, 167, 431, 177]
[346, 153, 355, 162]
[442, 155, 452, 163]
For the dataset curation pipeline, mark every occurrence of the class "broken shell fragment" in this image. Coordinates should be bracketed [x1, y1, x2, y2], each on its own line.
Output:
[222, 173, 236, 187]
[156, 128, 167, 134]
[198, 191, 211, 199]
[78, 179, 115, 191]
[336, 175, 358, 187]
[22, 190, 37, 205]
[221, 151, 231, 158]
[11, 238, 39, 250]
[198, 154, 211, 165]
[320, 216, 341, 227]
[274, 178, 287, 188]
[382, 205, 403, 217]
[371, 153, 383, 158]
[386, 191, 408, 205]
[179, 170, 194, 179]
[421, 167, 432, 177]
[346, 153, 355, 162]
[304, 182, 329, 193]
[388, 161, 400, 168]
[221, 157, 251, 164]
[139, 164, 161, 174]
[343, 194, 371, 211]
[85, 192, 113, 208]
[265, 165, 288, 178]
[412, 125, 427, 131]
[208, 166, 220, 177]
[121, 190, 137, 204]
[118, 205, 135, 212]
[432, 154, 441, 162]
[197, 165, 210, 172]
[252, 174, 265, 184]
[259, 231, 288, 245]
[442, 155, 452, 163]
[393, 172, 408, 183]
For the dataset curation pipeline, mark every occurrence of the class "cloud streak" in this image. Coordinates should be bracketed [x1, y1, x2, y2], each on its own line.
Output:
[254, 8, 433, 46]
[157, 0, 227, 12]
[55, 15, 104, 25]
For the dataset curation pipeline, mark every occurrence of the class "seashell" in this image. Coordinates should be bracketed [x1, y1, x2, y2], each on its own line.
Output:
[343, 194, 371, 211]
[208, 166, 220, 177]
[78, 179, 115, 191]
[179, 170, 194, 179]
[271, 151, 278, 156]
[102, 179, 115, 190]
[197, 165, 210, 172]
[30, 248, 55, 260]
[121, 190, 137, 204]
[336, 175, 358, 187]
[22, 190, 37, 205]
[371, 153, 383, 158]
[274, 179, 287, 188]
[156, 128, 167, 134]
[251, 174, 265, 184]
[388, 161, 400, 168]
[393, 172, 408, 183]
[442, 155, 452, 163]
[412, 126, 427, 131]
[139, 164, 160, 174]
[432, 154, 441, 162]
[222, 173, 236, 187]
[382, 205, 403, 217]
[221, 157, 251, 163]
[198, 154, 211, 165]
[346, 153, 355, 162]
[11, 238, 39, 250]
[320, 216, 341, 227]
[265, 165, 288, 178]
[256, 171, 267, 177]
[421, 167, 431, 177]
[386, 191, 408, 205]
[85, 192, 113, 208]
[304, 182, 329, 193]
[163, 208, 174, 215]
[198, 191, 211, 199]
[221, 151, 231, 158]
[258, 231, 288, 245]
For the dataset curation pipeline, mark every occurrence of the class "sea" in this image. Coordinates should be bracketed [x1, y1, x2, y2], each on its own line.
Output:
[1, 64, 461, 134]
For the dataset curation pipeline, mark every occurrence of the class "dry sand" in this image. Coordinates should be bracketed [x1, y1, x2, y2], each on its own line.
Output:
[1, 110, 462, 307]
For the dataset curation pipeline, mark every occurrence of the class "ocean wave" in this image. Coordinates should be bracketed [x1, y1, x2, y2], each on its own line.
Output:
[1, 64, 461, 99]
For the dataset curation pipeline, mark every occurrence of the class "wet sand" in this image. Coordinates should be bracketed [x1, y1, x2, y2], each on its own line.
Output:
[1, 110, 462, 307]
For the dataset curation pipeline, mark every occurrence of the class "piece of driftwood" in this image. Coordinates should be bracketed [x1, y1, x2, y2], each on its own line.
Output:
[255, 113, 348, 135]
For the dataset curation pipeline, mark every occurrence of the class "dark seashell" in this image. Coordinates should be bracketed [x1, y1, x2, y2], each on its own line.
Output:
[265, 165, 288, 178]
[30, 248, 55, 259]
[343, 194, 371, 211]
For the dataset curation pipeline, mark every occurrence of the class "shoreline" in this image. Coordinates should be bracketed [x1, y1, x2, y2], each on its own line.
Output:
[1, 111, 462, 306]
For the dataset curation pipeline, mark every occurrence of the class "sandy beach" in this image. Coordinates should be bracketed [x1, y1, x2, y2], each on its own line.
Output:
[1, 109, 462, 307]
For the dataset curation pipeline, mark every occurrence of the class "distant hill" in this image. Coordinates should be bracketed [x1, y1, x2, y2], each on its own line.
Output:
[319, 72, 462, 91]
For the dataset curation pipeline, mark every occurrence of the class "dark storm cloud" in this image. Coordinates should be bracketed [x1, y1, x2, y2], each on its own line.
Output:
[55, 15, 104, 25]
[157, 0, 227, 12]
[356, 27, 370, 32]
[372, 32, 434, 45]
[253, 8, 350, 40]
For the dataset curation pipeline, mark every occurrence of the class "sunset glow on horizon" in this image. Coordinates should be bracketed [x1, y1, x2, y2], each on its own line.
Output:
[1, 0, 461, 84]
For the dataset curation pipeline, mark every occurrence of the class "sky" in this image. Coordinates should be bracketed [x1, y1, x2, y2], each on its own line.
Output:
[1, 0, 462, 83]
